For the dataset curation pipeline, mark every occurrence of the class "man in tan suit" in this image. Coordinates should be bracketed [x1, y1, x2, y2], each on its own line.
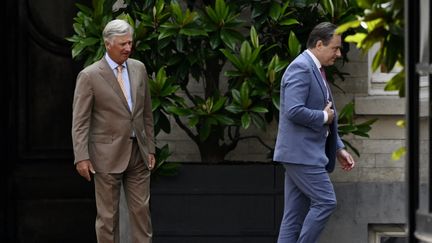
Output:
[72, 19, 156, 243]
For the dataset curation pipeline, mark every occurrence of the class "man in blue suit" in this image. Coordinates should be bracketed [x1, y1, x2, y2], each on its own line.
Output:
[273, 22, 355, 243]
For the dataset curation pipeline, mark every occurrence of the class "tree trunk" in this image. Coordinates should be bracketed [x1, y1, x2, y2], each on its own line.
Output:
[198, 135, 227, 163]
[204, 57, 222, 99]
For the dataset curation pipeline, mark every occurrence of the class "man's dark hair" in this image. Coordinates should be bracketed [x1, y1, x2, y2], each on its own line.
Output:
[306, 22, 338, 49]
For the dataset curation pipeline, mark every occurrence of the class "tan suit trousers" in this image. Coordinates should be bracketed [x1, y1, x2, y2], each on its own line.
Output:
[94, 139, 152, 243]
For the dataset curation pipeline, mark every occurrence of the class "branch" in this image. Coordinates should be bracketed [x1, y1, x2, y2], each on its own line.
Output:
[182, 85, 197, 106]
[221, 126, 240, 154]
[227, 125, 240, 141]
[172, 114, 199, 144]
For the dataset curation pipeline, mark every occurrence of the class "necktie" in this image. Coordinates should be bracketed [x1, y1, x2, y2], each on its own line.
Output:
[116, 65, 128, 98]
[320, 67, 332, 132]
[319, 67, 330, 101]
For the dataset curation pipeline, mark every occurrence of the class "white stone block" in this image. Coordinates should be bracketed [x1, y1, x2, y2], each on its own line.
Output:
[355, 96, 406, 115]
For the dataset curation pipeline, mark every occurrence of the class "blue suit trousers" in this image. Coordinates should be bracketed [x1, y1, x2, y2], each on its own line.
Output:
[277, 163, 337, 243]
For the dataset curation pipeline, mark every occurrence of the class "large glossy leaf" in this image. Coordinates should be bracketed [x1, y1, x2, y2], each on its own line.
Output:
[179, 28, 208, 36]
[240, 42, 252, 63]
[384, 70, 405, 96]
[371, 46, 383, 71]
[220, 49, 242, 69]
[188, 116, 199, 127]
[288, 31, 301, 59]
[158, 22, 179, 38]
[225, 104, 243, 114]
[338, 101, 354, 123]
[250, 106, 269, 113]
[250, 26, 259, 49]
[213, 114, 235, 125]
[250, 112, 266, 130]
[76, 3, 93, 16]
[253, 65, 266, 82]
[269, 2, 282, 21]
[239, 83, 251, 108]
[220, 29, 243, 50]
[157, 112, 171, 134]
[209, 33, 222, 49]
[212, 97, 227, 112]
[280, 18, 299, 26]
[152, 99, 161, 110]
[336, 20, 361, 34]
[231, 89, 241, 104]
[344, 33, 367, 48]
[241, 113, 251, 129]
[166, 106, 191, 116]
[272, 95, 280, 110]
[356, 0, 373, 9]
[215, 0, 229, 19]
[205, 6, 219, 23]
[321, 0, 335, 17]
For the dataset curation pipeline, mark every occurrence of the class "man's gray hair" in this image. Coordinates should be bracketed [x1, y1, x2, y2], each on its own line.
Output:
[103, 19, 133, 43]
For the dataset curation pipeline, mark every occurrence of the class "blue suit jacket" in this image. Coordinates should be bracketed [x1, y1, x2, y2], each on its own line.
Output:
[273, 51, 344, 172]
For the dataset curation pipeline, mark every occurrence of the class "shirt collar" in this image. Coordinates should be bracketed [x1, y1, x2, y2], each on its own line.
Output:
[305, 49, 322, 70]
[105, 53, 127, 70]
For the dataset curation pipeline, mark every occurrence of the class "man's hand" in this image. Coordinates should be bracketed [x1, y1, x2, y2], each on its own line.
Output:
[148, 153, 156, 171]
[336, 149, 355, 171]
[324, 102, 334, 124]
[75, 160, 95, 181]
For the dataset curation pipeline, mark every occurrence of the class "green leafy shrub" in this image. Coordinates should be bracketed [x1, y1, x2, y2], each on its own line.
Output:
[68, 0, 376, 164]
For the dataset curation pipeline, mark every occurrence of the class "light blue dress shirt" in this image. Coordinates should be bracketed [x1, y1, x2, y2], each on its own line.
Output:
[105, 53, 133, 111]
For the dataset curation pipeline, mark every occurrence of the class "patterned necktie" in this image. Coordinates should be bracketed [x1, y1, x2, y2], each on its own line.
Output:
[116, 65, 127, 98]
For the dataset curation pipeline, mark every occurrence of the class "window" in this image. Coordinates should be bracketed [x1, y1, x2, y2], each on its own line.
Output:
[367, 44, 401, 96]
[369, 224, 407, 243]
[368, 43, 429, 98]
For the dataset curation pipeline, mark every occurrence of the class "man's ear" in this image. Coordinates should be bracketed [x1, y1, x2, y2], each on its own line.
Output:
[104, 40, 112, 50]
[316, 40, 323, 49]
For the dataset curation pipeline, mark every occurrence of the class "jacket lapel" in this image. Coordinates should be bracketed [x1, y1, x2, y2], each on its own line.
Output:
[126, 60, 139, 114]
[302, 52, 329, 104]
[98, 58, 131, 112]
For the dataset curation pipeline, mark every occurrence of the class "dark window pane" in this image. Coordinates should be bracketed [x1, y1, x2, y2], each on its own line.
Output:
[381, 237, 407, 243]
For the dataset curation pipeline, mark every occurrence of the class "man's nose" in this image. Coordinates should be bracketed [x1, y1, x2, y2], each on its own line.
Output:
[125, 43, 132, 51]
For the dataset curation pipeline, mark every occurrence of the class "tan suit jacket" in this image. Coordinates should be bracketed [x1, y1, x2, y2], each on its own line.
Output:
[72, 57, 155, 173]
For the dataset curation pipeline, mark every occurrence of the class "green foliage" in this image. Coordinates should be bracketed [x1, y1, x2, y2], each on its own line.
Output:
[336, 0, 404, 96]
[65, 1, 117, 66]
[68, 0, 376, 162]
[337, 0, 405, 161]
[151, 144, 181, 178]
[149, 67, 184, 135]
[391, 119, 406, 160]
[338, 102, 378, 156]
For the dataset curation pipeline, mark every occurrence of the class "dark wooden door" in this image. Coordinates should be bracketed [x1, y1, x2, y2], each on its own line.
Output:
[5, 0, 96, 242]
